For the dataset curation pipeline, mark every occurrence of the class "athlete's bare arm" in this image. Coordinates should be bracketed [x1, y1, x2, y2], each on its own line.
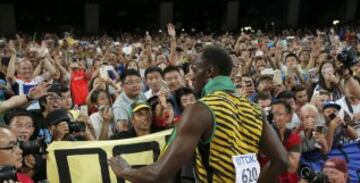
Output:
[108, 101, 212, 183]
[257, 111, 289, 183]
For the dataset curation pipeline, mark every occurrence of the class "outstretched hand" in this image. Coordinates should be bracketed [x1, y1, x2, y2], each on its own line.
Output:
[108, 156, 132, 177]
[167, 23, 176, 37]
[28, 82, 50, 100]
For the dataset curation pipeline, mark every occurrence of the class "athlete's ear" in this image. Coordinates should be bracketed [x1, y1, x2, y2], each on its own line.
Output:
[207, 65, 215, 78]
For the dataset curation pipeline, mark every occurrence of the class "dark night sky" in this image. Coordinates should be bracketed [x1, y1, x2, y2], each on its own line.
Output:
[5, 0, 360, 33]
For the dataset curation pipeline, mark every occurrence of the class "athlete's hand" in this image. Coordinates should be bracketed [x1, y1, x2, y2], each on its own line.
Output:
[108, 156, 132, 177]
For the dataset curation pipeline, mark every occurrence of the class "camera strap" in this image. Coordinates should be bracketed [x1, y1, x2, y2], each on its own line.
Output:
[345, 97, 354, 114]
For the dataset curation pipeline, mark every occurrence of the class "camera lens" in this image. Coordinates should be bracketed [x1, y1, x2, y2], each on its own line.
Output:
[0, 165, 17, 182]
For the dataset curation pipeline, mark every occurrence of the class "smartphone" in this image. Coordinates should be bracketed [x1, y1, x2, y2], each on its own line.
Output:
[99, 66, 109, 80]
[98, 105, 107, 113]
[80, 105, 88, 115]
[329, 113, 337, 120]
[273, 70, 283, 85]
[315, 125, 325, 134]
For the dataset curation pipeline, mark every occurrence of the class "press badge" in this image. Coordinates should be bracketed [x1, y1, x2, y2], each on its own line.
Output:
[232, 153, 260, 183]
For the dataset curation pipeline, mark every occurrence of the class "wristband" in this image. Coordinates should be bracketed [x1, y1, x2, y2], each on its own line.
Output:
[26, 94, 34, 101]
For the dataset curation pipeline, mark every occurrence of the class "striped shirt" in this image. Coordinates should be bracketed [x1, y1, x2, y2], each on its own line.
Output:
[195, 91, 263, 183]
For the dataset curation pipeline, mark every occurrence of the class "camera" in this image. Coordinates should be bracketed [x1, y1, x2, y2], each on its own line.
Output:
[300, 167, 329, 183]
[337, 47, 359, 69]
[19, 138, 47, 156]
[0, 165, 17, 182]
[68, 121, 86, 133]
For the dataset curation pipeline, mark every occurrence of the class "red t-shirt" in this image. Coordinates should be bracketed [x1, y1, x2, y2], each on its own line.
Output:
[17, 173, 34, 183]
[259, 129, 301, 183]
[70, 70, 89, 105]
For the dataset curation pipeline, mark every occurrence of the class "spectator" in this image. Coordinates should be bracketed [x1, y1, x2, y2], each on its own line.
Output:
[144, 66, 163, 99]
[311, 90, 331, 125]
[163, 66, 184, 92]
[5, 109, 47, 182]
[261, 99, 301, 183]
[283, 53, 306, 85]
[239, 74, 256, 98]
[256, 91, 272, 109]
[298, 104, 329, 154]
[249, 74, 273, 101]
[112, 69, 146, 132]
[292, 84, 309, 113]
[46, 108, 94, 141]
[277, 90, 301, 129]
[7, 48, 56, 110]
[69, 62, 89, 106]
[0, 124, 34, 183]
[313, 61, 343, 101]
[336, 76, 360, 133]
[174, 87, 196, 113]
[323, 157, 349, 183]
[34, 87, 63, 143]
[147, 92, 180, 132]
[111, 101, 153, 139]
[89, 89, 115, 140]
[322, 101, 358, 148]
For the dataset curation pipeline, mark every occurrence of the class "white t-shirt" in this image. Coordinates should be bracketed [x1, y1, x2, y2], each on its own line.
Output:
[15, 76, 44, 110]
[144, 89, 155, 100]
[89, 112, 115, 140]
[286, 113, 301, 129]
[336, 96, 360, 120]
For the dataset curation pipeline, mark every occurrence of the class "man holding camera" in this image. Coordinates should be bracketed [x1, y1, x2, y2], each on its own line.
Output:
[45, 108, 95, 141]
[0, 124, 34, 183]
[5, 109, 49, 182]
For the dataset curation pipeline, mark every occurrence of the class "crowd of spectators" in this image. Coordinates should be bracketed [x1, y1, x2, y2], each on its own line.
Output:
[0, 24, 360, 182]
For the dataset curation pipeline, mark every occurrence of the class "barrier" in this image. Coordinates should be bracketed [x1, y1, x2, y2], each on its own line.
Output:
[300, 141, 360, 183]
[47, 129, 172, 183]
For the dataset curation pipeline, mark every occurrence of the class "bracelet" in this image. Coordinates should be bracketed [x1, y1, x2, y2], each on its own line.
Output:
[26, 94, 34, 101]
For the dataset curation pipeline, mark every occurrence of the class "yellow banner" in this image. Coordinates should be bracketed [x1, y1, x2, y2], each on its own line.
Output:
[47, 129, 172, 183]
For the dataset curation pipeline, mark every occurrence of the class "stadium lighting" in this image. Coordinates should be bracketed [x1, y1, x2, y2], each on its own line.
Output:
[333, 20, 340, 25]
[244, 26, 252, 31]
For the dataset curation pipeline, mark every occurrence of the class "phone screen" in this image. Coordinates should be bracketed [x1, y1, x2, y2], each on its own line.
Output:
[316, 125, 324, 133]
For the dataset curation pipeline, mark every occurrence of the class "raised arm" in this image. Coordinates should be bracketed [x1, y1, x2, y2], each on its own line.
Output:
[168, 23, 177, 66]
[108, 102, 212, 183]
[0, 82, 49, 115]
[6, 42, 17, 83]
[144, 32, 153, 66]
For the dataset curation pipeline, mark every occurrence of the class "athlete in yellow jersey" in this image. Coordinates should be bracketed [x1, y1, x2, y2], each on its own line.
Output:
[108, 46, 289, 183]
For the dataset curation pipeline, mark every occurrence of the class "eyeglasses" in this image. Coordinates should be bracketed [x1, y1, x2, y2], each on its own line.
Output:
[0, 141, 20, 152]
[124, 80, 142, 86]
